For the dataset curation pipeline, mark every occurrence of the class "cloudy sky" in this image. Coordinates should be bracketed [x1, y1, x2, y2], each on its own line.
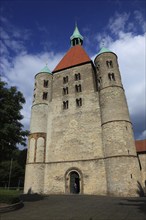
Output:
[0, 0, 146, 142]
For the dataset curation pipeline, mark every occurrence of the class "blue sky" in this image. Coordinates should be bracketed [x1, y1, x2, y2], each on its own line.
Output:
[0, 0, 146, 142]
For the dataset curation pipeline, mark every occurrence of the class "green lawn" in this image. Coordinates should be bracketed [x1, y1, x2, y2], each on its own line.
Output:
[0, 188, 22, 204]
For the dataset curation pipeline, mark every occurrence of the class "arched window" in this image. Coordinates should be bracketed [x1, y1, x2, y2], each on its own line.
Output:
[75, 84, 82, 93]
[76, 98, 82, 107]
[75, 73, 81, 81]
[63, 76, 68, 84]
[108, 73, 115, 81]
[63, 100, 68, 109]
[44, 80, 49, 88]
[42, 92, 48, 100]
[63, 87, 69, 95]
[106, 60, 113, 68]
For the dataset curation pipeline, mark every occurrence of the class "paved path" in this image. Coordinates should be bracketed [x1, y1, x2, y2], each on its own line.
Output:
[0, 195, 146, 220]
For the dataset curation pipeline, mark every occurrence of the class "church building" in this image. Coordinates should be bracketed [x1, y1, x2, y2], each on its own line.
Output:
[24, 25, 145, 196]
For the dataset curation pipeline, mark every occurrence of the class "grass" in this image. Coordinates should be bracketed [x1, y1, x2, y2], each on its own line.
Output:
[0, 188, 22, 204]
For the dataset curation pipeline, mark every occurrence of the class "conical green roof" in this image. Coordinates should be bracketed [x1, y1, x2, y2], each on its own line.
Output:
[39, 65, 52, 74]
[70, 24, 83, 40]
[97, 47, 112, 56]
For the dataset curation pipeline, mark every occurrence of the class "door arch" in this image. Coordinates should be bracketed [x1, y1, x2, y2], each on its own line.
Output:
[65, 168, 83, 194]
[70, 171, 80, 194]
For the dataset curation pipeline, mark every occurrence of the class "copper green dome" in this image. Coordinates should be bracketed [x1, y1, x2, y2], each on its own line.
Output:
[39, 65, 52, 74]
[70, 24, 83, 46]
[70, 24, 83, 40]
[97, 47, 112, 56]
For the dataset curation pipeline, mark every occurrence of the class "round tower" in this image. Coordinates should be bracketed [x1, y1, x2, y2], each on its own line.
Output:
[24, 65, 52, 194]
[94, 47, 141, 196]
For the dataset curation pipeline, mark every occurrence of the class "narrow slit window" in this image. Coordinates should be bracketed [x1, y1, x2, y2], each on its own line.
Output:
[33, 94, 36, 102]
[75, 84, 82, 93]
[63, 87, 68, 95]
[110, 60, 113, 68]
[42, 92, 48, 100]
[63, 76, 68, 84]
[44, 80, 49, 88]
[63, 100, 68, 110]
[108, 73, 112, 80]
[76, 98, 82, 107]
[112, 73, 115, 81]
[98, 77, 102, 86]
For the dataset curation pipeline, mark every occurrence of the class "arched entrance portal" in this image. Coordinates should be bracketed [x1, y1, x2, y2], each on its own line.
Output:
[70, 171, 80, 194]
[65, 168, 83, 194]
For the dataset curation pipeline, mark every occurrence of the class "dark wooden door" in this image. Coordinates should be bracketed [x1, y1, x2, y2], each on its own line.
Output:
[70, 171, 80, 194]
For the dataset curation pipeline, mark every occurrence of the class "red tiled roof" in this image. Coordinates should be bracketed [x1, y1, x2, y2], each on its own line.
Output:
[53, 45, 91, 73]
[135, 140, 146, 153]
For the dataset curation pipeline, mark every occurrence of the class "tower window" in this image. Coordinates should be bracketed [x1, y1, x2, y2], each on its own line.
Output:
[108, 73, 115, 81]
[44, 80, 49, 88]
[76, 98, 82, 107]
[63, 100, 68, 110]
[42, 92, 48, 100]
[33, 94, 36, 102]
[63, 87, 69, 95]
[106, 60, 113, 68]
[63, 76, 68, 84]
[98, 77, 102, 86]
[75, 84, 82, 93]
[75, 73, 81, 81]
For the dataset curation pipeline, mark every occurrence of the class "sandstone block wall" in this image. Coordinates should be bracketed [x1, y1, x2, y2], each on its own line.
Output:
[24, 164, 45, 194]
[44, 159, 107, 195]
[46, 63, 104, 162]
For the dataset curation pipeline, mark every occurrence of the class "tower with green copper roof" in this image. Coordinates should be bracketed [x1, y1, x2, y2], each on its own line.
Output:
[39, 65, 52, 74]
[94, 44, 141, 196]
[70, 23, 83, 46]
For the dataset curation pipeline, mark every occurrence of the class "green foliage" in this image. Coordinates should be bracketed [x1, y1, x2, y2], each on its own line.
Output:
[0, 78, 28, 187]
[0, 78, 29, 161]
[0, 149, 27, 187]
[0, 189, 21, 204]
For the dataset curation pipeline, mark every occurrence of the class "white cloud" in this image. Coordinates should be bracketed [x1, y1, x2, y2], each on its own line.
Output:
[109, 33, 145, 118]
[92, 11, 146, 139]
[138, 130, 146, 140]
[1, 52, 63, 130]
[108, 12, 130, 35]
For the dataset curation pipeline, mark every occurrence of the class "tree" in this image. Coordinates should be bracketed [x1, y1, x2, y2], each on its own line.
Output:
[0, 78, 29, 162]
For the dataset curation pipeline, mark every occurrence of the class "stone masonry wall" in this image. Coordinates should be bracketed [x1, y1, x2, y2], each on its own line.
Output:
[46, 62, 104, 162]
[44, 159, 107, 195]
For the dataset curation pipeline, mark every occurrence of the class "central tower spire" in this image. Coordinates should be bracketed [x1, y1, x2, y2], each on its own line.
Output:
[70, 23, 83, 46]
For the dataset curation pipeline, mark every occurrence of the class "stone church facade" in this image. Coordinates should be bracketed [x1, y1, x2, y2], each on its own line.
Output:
[24, 25, 145, 196]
